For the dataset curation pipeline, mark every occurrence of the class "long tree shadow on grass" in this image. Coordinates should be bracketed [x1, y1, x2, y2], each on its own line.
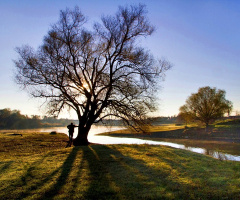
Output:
[0, 152, 58, 199]
[42, 147, 81, 199]
[2, 145, 238, 199]
[80, 145, 196, 200]
[0, 161, 13, 175]
[81, 145, 240, 200]
[80, 146, 121, 200]
[0, 148, 81, 200]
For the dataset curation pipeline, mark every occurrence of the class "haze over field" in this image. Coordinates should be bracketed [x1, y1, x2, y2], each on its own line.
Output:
[1, 0, 240, 118]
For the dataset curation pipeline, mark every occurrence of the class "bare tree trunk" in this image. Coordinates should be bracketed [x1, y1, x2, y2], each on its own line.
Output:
[205, 122, 209, 132]
[73, 126, 90, 146]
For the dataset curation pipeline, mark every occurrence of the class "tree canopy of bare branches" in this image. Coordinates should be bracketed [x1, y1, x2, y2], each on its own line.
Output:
[15, 4, 171, 145]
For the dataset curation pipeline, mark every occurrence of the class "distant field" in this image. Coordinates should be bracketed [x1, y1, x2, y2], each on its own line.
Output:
[0, 131, 239, 199]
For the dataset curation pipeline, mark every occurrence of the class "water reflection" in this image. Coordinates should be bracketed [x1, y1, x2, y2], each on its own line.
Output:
[204, 149, 240, 161]
[22, 126, 240, 161]
[91, 136, 240, 161]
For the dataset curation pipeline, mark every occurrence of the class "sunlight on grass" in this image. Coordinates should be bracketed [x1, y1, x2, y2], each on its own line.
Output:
[0, 131, 239, 199]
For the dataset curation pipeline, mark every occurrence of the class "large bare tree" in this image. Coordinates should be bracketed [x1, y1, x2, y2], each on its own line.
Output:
[15, 5, 171, 145]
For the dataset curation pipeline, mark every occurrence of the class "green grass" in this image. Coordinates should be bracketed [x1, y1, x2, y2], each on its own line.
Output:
[0, 131, 240, 199]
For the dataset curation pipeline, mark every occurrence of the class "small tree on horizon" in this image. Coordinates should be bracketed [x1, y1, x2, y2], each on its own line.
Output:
[14, 5, 171, 145]
[179, 86, 233, 131]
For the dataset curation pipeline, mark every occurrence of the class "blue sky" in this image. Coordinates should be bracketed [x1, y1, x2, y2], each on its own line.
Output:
[0, 0, 239, 118]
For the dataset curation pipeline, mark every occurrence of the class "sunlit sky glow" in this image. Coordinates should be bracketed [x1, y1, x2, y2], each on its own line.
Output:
[0, 0, 240, 118]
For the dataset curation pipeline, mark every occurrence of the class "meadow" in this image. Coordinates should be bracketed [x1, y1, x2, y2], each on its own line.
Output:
[0, 129, 240, 199]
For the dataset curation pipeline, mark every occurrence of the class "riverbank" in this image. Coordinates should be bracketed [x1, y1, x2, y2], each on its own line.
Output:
[0, 131, 240, 199]
[100, 122, 240, 156]
[100, 122, 240, 142]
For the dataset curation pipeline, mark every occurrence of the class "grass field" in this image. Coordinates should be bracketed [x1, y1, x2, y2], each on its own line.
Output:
[0, 131, 240, 199]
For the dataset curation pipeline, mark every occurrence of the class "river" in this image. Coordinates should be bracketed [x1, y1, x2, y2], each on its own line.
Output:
[17, 125, 240, 161]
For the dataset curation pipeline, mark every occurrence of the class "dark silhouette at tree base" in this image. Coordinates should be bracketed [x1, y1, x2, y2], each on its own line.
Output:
[73, 137, 90, 146]
[66, 123, 78, 147]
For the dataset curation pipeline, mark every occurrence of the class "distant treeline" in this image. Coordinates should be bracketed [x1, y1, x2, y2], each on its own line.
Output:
[0, 108, 77, 129]
[149, 116, 178, 125]
[0, 108, 180, 130]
